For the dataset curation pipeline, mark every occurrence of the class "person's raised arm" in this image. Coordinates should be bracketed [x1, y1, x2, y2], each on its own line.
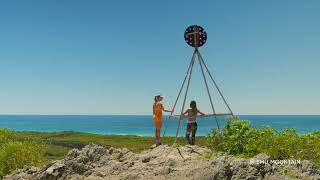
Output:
[197, 109, 205, 116]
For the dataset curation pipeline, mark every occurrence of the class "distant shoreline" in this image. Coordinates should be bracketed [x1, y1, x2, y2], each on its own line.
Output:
[11, 129, 212, 138]
[1, 115, 319, 136]
[15, 130, 172, 137]
[1, 114, 320, 116]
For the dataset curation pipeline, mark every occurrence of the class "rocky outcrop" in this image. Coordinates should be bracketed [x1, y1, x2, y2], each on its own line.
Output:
[4, 144, 320, 180]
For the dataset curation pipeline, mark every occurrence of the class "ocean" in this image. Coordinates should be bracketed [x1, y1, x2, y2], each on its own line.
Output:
[0, 115, 319, 136]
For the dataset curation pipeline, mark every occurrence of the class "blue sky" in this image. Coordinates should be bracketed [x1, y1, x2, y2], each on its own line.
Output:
[0, 0, 319, 115]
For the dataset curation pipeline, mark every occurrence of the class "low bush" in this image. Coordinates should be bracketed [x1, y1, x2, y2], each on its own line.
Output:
[207, 116, 320, 166]
[0, 129, 47, 178]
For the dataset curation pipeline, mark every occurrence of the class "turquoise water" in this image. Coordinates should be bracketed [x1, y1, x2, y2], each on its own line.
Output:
[0, 115, 319, 136]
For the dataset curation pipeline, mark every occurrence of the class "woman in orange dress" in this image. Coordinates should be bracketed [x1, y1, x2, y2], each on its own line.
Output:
[153, 95, 172, 146]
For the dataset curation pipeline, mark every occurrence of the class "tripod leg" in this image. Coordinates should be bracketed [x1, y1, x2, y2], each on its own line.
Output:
[197, 50, 220, 130]
[173, 50, 196, 145]
[197, 52, 234, 116]
[163, 51, 196, 137]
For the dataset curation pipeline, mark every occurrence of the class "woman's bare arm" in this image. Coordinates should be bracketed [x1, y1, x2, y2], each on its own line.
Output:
[197, 109, 205, 116]
[161, 104, 172, 112]
[179, 109, 189, 120]
[183, 109, 189, 115]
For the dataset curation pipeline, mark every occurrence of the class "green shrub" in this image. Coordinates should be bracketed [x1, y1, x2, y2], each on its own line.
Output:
[0, 129, 47, 178]
[0, 129, 17, 145]
[207, 117, 320, 167]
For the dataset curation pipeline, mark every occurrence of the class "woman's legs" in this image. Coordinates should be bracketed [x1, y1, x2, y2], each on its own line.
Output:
[155, 129, 158, 144]
[191, 123, 198, 145]
[186, 123, 191, 144]
[153, 116, 163, 146]
[157, 129, 161, 144]
[155, 128, 161, 145]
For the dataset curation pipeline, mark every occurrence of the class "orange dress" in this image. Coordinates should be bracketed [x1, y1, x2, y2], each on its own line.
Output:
[153, 102, 163, 129]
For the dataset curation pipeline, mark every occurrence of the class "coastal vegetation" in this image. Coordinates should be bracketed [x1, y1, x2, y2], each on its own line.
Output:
[0, 129, 47, 178]
[1, 117, 319, 177]
[17, 131, 208, 155]
[207, 116, 320, 167]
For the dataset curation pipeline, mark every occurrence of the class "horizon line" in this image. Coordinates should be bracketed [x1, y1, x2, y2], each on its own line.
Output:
[0, 114, 319, 116]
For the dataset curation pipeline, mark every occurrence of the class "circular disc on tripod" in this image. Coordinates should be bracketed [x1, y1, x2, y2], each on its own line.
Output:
[184, 25, 207, 48]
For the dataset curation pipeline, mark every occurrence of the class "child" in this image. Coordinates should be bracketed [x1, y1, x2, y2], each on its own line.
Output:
[153, 95, 172, 146]
[182, 101, 205, 145]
